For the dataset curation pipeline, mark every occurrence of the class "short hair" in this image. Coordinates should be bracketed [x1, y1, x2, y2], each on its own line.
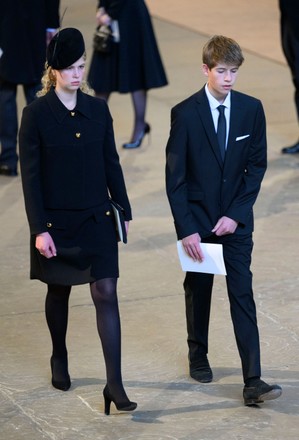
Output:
[202, 35, 244, 69]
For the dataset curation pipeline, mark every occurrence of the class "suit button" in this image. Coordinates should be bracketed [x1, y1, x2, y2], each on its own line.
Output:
[105, 211, 111, 216]
[70, 112, 75, 117]
[47, 222, 52, 228]
[75, 132, 81, 138]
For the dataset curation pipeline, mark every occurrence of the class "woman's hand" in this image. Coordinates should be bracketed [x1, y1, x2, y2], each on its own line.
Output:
[96, 7, 112, 26]
[125, 221, 130, 236]
[36, 232, 57, 258]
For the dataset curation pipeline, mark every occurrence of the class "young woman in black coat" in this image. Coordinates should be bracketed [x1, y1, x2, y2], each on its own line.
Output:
[88, 0, 168, 148]
[19, 27, 137, 415]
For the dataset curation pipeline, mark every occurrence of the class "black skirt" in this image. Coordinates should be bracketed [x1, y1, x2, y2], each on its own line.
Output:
[30, 202, 119, 286]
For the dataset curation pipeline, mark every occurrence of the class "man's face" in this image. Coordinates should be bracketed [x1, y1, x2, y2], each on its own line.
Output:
[202, 63, 239, 102]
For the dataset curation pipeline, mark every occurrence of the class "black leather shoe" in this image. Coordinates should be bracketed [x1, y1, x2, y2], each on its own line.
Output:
[243, 379, 282, 405]
[281, 142, 299, 154]
[190, 356, 213, 383]
[0, 164, 18, 176]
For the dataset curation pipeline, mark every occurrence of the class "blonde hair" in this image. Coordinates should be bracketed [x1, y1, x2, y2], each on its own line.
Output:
[37, 55, 94, 97]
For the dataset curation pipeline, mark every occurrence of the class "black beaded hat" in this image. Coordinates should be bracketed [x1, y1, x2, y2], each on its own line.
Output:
[47, 28, 85, 69]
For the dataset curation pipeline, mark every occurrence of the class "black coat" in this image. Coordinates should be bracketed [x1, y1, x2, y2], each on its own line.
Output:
[19, 88, 132, 235]
[0, 0, 60, 84]
[88, 0, 168, 93]
[166, 87, 267, 240]
[279, 0, 299, 39]
[19, 89, 132, 284]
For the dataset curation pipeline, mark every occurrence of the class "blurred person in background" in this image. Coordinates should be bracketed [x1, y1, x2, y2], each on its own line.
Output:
[279, 0, 299, 154]
[0, 0, 60, 176]
[88, 0, 168, 149]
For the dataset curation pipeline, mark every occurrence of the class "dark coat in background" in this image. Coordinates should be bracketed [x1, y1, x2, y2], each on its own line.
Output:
[0, 0, 60, 84]
[279, 0, 299, 119]
[279, 0, 299, 39]
[88, 0, 168, 93]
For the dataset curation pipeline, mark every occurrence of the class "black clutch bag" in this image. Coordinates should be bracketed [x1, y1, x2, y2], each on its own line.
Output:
[110, 199, 127, 243]
[93, 25, 113, 53]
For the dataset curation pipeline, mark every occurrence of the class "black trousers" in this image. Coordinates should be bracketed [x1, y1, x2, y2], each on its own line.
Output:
[280, 16, 299, 119]
[184, 233, 261, 382]
[0, 79, 40, 169]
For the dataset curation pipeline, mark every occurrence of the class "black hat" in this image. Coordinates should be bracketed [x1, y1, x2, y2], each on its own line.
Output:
[47, 28, 85, 70]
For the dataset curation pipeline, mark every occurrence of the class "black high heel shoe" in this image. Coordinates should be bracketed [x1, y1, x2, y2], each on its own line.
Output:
[103, 385, 137, 415]
[50, 356, 71, 391]
[122, 123, 151, 149]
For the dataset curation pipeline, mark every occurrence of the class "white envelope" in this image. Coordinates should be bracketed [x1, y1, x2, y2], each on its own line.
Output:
[177, 241, 227, 275]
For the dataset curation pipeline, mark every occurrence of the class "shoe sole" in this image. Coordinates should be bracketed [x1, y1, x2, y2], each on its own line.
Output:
[190, 373, 213, 383]
[244, 388, 282, 406]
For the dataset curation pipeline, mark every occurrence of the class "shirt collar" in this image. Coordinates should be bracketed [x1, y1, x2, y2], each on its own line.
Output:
[204, 83, 231, 110]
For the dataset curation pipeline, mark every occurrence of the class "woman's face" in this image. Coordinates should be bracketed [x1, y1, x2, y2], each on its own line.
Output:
[54, 56, 86, 93]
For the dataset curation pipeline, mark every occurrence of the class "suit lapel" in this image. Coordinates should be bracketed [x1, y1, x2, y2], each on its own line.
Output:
[195, 89, 224, 168]
[225, 91, 245, 164]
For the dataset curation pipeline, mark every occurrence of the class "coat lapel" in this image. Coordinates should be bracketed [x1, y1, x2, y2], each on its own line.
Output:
[225, 91, 245, 164]
[195, 89, 224, 168]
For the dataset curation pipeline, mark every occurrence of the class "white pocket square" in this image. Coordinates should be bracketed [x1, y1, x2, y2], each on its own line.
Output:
[236, 134, 250, 141]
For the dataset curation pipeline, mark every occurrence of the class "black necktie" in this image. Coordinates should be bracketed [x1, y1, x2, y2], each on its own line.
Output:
[217, 105, 226, 161]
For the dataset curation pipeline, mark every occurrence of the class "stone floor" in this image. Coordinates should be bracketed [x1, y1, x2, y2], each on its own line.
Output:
[1, 1, 299, 439]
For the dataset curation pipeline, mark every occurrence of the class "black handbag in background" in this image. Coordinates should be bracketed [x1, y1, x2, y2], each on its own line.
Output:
[93, 25, 113, 53]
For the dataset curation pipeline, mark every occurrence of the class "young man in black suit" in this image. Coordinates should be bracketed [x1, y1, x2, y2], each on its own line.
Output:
[165, 35, 282, 405]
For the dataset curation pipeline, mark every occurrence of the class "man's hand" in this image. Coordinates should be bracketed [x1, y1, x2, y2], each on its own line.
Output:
[182, 232, 204, 262]
[35, 232, 57, 258]
[212, 216, 238, 236]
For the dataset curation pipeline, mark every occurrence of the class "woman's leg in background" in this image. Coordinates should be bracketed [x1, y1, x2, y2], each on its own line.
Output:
[131, 89, 147, 141]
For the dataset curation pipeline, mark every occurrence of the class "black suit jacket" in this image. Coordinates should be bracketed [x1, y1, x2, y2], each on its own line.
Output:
[166, 87, 267, 240]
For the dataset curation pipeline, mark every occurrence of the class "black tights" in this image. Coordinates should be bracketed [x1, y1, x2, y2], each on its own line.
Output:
[45, 278, 128, 400]
[45, 284, 71, 360]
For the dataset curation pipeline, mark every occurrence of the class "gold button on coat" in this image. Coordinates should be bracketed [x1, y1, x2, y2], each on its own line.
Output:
[47, 222, 52, 228]
[70, 112, 75, 116]
[105, 211, 111, 216]
[75, 133, 81, 138]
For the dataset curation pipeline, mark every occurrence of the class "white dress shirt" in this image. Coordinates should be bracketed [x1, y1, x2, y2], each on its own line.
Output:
[205, 84, 231, 148]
